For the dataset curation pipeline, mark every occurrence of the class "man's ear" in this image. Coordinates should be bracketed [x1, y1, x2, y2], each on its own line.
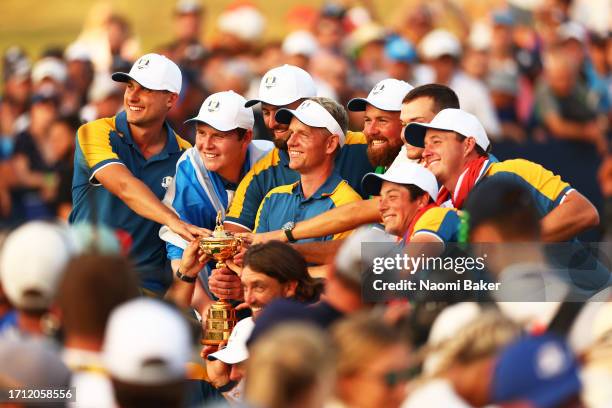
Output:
[463, 136, 477, 157]
[243, 129, 254, 144]
[326, 134, 340, 155]
[166, 92, 179, 109]
[283, 280, 298, 298]
[416, 193, 431, 209]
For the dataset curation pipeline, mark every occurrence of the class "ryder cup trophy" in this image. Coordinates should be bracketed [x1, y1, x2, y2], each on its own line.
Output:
[199, 211, 242, 346]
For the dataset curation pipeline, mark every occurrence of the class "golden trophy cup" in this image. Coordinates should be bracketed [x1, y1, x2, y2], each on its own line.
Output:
[199, 211, 242, 346]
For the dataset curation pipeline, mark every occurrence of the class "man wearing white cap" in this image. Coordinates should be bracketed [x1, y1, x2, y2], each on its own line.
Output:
[160, 91, 272, 310]
[347, 78, 414, 171]
[404, 108, 600, 241]
[69, 53, 206, 295]
[362, 161, 459, 243]
[254, 97, 361, 240]
[224, 64, 373, 234]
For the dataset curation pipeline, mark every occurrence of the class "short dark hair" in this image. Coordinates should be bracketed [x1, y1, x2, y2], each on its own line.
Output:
[402, 84, 460, 113]
[465, 178, 541, 241]
[57, 254, 140, 340]
[403, 184, 433, 204]
[243, 241, 323, 303]
[236, 127, 248, 140]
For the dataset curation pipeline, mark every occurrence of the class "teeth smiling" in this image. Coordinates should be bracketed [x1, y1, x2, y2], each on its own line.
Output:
[288, 150, 302, 157]
[371, 140, 386, 146]
[204, 153, 218, 158]
[129, 106, 144, 111]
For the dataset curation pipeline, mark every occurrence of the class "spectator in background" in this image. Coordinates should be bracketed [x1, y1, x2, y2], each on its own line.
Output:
[58, 254, 140, 408]
[10, 88, 60, 221]
[330, 312, 411, 408]
[1, 47, 31, 140]
[245, 323, 336, 408]
[30, 56, 67, 96]
[63, 44, 95, 116]
[309, 51, 351, 103]
[535, 47, 608, 155]
[214, 5, 265, 56]
[80, 73, 124, 123]
[314, 3, 346, 54]
[282, 30, 319, 70]
[159, 0, 207, 67]
[0, 221, 76, 340]
[45, 115, 79, 220]
[102, 298, 192, 408]
[384, 36, 417, 83]
[417, 29, 502, 140]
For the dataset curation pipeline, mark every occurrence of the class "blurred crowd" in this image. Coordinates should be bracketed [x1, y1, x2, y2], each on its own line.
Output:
[1, 0, 612, 407]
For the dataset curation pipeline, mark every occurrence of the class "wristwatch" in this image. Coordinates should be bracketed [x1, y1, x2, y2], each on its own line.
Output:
[281, 221, 297, 243]
[176, 269, 197, 283]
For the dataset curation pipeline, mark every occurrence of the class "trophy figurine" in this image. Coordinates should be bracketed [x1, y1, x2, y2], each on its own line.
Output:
[199, 211, 243, 346]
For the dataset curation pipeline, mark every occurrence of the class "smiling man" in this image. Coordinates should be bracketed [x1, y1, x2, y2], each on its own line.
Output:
[347, 78, 414, 171]
[404, 108, 600, 241]
[159, 91, 272, 311]
[69, 53, 205, 294]
[253, 97, 361, 241]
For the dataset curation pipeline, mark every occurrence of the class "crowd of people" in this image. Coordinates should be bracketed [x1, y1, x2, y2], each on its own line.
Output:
[1, 0, 611, 407]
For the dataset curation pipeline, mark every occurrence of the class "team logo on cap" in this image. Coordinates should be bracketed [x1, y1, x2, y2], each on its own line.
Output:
[263, 75, 277, 89]
[372, 83, 386, 95]
[298, 100, 312, 110]
[206, 99, 221, 112]
[136, 57, 150, 70]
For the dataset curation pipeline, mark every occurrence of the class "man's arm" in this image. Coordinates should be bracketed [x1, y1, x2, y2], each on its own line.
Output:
[249, 198, 381, 243]
[95, 164, 205, 240]
[540, 190, 600, 241]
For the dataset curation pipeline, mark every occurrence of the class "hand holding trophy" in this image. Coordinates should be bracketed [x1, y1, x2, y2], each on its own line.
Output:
[199, 211, 243, 346]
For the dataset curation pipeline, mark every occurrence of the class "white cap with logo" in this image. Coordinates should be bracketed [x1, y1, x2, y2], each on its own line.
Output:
[275, 99, 345, 146]
[112, 53, 182, 94]
[403, 108, 490, 151]
[207, 317, 255, 364]
[185, 90, 254, 131]
[362, 161, 439, 201]
[347, 78, 414, 112]
[245, 64, 316, 107]
[0, 221, 77, 311]
[103, 298, 191, 385]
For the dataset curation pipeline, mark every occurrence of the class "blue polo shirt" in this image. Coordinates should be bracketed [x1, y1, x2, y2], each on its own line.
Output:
[69, 111, 191, 293]
[226, 131, 372, 231]
[254, 172, 362, 242]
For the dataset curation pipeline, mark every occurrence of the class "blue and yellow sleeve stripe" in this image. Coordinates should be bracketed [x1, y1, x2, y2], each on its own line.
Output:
[411, 207, 460, 242]
[327, 180, 362, 240]
[76, 117, 121, 182]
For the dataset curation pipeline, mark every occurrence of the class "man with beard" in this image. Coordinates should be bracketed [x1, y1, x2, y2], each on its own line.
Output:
[223, 64, 372, 234]
[347, 78, 414, 172]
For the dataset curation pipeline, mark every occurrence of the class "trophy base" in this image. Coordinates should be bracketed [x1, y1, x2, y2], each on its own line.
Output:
[201, 299, 237, 346]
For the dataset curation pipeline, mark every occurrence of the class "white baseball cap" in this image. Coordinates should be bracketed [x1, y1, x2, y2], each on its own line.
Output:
[31, 57, 67, 84]
[347, 78, 414, 112]
[0, 221, 77, 310]
[275, 99, 345, 146]
[245, 64, 316, 108]
[112, 53, 182, 94]
[362, 161, 439, 201]
[419, 29, 462, 60]
[103, 298, 191, 385]
[403, 108, 490, 151]
[207, 317, 254, 364]
[185, 90, 254, 131]
[282, 30, 319, 57]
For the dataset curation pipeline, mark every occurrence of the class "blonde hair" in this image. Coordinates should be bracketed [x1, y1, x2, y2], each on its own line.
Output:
[245, 323, 335, 408]
[423, 309, 522, 377]
[332, 311, 405, 376]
